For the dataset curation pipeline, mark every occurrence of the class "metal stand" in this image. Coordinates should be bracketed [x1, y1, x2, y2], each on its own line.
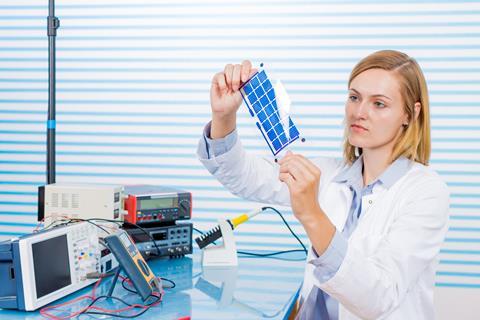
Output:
[47, 0, 60, 184]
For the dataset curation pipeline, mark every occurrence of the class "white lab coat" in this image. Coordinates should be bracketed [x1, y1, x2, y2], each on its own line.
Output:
[197, 137, 450, 320]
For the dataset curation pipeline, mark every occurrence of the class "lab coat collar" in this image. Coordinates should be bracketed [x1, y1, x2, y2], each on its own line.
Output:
[332, 155, 363, 185]
[379, 156, 412, 189]
[332, 155, 412, 190]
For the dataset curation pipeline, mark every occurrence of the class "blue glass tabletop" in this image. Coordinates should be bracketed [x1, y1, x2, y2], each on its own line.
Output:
[0, 249, 306, 319]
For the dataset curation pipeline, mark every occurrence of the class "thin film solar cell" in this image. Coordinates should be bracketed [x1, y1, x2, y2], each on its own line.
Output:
[256, 86, 265, 98]
[257, 110, 267, 122]
[263, 79, 272, 92]
[243, 83, 253, 95]
[240, 68, 301, 155]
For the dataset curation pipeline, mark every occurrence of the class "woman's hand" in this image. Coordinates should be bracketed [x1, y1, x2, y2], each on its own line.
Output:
[278, 151, 336, 255]
[278, 151, 322, 224]
[210, 60, 257, 139]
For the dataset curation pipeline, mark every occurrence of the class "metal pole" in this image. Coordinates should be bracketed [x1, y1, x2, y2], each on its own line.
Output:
[47, 0, 59, 184]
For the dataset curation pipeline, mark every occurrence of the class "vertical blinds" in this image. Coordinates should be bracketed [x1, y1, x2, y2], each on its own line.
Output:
[0, 0, 479, 292]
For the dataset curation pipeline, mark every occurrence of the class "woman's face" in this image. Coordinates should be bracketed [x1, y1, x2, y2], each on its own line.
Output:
[345, 68, 408, 153]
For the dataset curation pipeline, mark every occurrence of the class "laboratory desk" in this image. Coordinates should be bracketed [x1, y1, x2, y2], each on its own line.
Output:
[0, 249, 306, 319]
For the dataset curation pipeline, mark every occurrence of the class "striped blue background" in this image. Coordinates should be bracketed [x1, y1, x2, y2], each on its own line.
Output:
[0, 1, 479, 318]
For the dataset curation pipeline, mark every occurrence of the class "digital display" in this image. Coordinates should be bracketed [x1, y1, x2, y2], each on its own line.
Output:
[32, 234, 71, 299]
[152, 232, 167, 241]
[119, 232, 137, 256]
[130, 232, 150, 243]
[119, 232, 133, 248]
[138, 198, 175, 210]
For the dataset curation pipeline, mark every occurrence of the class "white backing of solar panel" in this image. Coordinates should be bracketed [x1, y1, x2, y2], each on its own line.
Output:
[0, 1, 479, 318]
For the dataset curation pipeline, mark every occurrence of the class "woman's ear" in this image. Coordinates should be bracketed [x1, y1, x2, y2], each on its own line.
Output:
[403, 102, 421, 127]
[413, 102, 421, 121]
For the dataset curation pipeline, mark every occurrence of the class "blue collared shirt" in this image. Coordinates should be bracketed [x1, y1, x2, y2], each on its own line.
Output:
[199, 122, 411, 319]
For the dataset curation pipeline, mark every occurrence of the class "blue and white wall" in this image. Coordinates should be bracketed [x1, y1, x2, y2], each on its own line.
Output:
[1, 0, 479, 318]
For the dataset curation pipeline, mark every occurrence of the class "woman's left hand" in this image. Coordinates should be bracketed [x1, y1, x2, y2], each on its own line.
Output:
[278, 151, 336, 255]
[278, 151, 322, 225]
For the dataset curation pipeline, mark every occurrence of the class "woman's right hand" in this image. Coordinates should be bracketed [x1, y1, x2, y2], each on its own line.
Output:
[210, 60, 256, 139]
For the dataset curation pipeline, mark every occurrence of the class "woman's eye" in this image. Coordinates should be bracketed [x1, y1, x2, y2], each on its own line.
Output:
[375, 101, 385, 108]
[348, 95, 358, 102]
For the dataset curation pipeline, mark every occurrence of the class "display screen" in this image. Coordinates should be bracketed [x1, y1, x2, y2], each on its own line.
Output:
[119, 232, 134, 247]
[138, 198, 175, 210]
[129, 232, 150, 243]
[152, 231, 167, 241]
[119, 232, 137, 256]
[32, 234, 71, 299]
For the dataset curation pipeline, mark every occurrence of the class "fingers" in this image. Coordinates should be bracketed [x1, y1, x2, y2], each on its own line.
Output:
[279, 172, 295, 187]
[279, 152, 319, 174]
[278, 150, 293, 165]
[279, 158, 312, 182]
[224, 64, 234, 92]
[219, 60, 255, 93]
[232, 64, 242, 91]
[211, 72, 227, 95]
[278, 152, 321, 181]
[294, 155, 320, 177]
[241, 60, 253, 82]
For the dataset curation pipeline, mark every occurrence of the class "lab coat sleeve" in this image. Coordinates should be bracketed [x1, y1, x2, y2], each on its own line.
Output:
[197, 124, 291, 206]
[317, 175, 450, 319]
[308, 229, 348, 282]
[199, 121, 239, 159]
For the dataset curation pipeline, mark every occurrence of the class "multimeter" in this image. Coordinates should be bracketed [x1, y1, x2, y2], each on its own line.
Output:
[104, 231, 160, 300]
[124, 185, 192, 225]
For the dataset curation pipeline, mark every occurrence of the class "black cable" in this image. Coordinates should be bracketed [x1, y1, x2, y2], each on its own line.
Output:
[261, 206, 308, 254]
[80, 294, 161, 318]
[121, 221, 162, 257]
[122, 277, 177, 293]
[122, 275, 176, 292]
[42, 219, 70, 230]
[84, 218, 122, 226]
[237, 249, 307, 257]
[121, 277, 138, 294]
[194, 207, 308, 258]
[84, 218, 163, 257]
[193, 227, 204, 235]
[42, 218, 110, 235]
[83, 219, 110, 235]
[160, 277, 176, 289]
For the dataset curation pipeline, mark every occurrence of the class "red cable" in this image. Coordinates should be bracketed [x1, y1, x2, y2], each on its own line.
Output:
[40, 276, 104, 319]
[40, 275, 163, 319]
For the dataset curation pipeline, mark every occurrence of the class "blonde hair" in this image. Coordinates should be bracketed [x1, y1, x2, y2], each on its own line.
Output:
[343, 50, 431, 165]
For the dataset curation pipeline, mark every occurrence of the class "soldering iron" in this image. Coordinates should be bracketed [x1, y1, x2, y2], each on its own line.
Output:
[194, 207, 264, 249]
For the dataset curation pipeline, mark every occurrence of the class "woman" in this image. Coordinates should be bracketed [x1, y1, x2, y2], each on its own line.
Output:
[197, 50, 449, 319]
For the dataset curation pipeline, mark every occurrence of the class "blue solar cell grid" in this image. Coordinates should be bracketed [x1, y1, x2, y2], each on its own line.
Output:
[240, 70, 300, 155]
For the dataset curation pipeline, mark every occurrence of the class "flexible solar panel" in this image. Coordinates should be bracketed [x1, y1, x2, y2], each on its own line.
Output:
[240, 69, 300, 155]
